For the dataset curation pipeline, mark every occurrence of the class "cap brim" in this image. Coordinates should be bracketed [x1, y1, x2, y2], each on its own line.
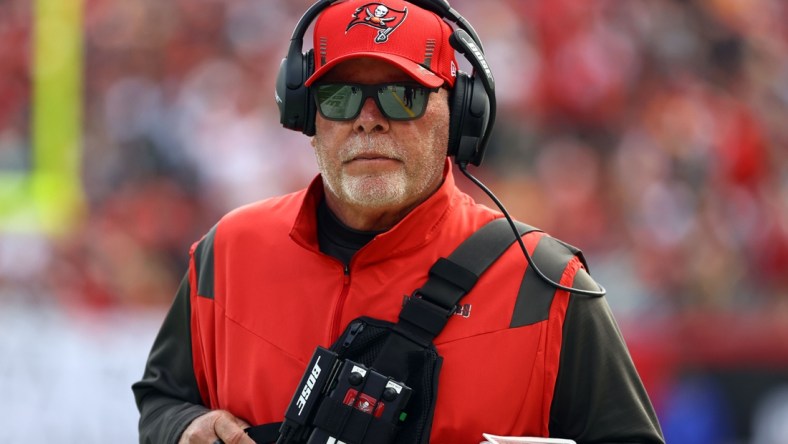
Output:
[304, 52, 445, 88]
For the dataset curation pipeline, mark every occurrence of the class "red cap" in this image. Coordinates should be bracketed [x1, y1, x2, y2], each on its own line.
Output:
[305, 0, 458, 88]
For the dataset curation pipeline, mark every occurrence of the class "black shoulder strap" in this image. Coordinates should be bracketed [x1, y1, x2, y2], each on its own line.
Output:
[391, 218, 540, 348]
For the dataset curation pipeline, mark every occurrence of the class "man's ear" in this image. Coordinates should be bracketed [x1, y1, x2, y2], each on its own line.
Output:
[310, 137, 317, 148]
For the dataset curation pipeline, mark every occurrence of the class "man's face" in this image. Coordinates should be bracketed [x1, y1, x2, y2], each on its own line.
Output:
[312, 58, 450, 227]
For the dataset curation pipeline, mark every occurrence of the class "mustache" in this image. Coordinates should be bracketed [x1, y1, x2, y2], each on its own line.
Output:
[340, 135, 403, 163]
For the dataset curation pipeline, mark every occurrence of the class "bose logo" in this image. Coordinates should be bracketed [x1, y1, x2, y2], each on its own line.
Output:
[461, 35, 493, 83]
[296, 356, 322, 415]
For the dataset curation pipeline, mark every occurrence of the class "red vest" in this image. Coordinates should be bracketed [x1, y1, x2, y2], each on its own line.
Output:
[188, 164, 580, 443]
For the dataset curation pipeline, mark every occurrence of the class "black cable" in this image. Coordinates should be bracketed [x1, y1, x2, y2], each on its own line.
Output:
[458, 163, 607, 297]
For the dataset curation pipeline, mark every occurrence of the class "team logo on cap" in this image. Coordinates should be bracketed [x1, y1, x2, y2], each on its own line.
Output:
[346, 3, 408, 44]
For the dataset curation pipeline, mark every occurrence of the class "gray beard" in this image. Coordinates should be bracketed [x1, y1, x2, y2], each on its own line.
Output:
[315, 134, 442, 209]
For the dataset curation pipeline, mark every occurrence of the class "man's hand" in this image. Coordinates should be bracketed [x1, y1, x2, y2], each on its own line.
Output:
[178, 410, 256, 444]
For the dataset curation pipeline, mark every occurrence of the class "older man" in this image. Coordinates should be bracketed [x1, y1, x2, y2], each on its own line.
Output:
[133, 1, 664, 443]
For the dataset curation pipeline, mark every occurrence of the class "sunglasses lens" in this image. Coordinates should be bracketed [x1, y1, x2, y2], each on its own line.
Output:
[377, 84, 428, 120]
[314, 83, 432, 121]
[315, 84, 363, 120]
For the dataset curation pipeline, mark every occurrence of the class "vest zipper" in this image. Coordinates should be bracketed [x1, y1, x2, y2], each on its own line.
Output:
[330, 263, 352, 341]
[341, 320, 365, 349]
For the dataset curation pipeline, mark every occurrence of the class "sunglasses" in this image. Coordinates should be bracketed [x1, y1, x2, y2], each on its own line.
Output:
[313, 82, 440, 121]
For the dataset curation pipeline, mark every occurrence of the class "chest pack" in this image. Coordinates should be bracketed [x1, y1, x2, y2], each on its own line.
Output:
[244, 218, 587, 444]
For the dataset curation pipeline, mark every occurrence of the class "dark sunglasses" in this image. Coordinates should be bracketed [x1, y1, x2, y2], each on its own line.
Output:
[313, 82, 440, 121]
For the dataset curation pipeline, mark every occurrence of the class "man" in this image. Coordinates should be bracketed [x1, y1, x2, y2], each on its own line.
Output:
[132, 1, 665, 443]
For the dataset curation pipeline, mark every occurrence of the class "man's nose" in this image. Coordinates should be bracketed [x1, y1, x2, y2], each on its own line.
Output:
[353, 98, 390, 134]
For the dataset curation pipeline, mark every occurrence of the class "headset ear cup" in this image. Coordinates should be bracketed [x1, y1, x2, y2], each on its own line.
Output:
[275, 55, 294, 129]
[447, 72, 469, 159]
[303, 49, 316, 136]
[276, 49, 317, 136]
[449, 73, 490, 166]
[465, 73, 491, 165]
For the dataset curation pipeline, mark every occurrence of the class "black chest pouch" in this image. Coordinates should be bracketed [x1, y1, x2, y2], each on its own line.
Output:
[273, 316, 442, 444]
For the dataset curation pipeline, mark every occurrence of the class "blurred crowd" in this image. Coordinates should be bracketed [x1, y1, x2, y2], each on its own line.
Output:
[3, 0, 787, 314]
[1, 0, 788, 441]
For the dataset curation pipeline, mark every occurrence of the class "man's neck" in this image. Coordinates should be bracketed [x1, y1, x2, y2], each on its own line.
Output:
[317, 199, 382, 266]
[322, 181, 444, 231]
[324, 199, 417, 231]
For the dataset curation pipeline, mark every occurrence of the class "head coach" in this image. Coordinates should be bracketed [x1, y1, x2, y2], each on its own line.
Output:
[132, 1, 665, 443]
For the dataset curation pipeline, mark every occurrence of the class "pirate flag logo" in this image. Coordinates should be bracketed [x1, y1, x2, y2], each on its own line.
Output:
[346, 3, 408, 43]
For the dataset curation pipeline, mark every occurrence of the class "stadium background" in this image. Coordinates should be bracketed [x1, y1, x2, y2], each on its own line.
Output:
[1, 0, 787, 442]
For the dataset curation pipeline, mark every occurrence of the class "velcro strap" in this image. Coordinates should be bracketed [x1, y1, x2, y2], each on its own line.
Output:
[397, 296, 452, 345]
[243, 422, 282, 444]
[312, 397, 355, 437]
[417, 258, 478, 308]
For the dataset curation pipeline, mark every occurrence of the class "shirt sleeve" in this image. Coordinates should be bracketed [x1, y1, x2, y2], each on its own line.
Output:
[549, 287, 665, 444]
[131, 273, 210, 444]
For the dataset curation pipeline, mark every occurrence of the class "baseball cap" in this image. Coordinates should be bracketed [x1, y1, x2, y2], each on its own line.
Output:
[304, 0, 458, 88]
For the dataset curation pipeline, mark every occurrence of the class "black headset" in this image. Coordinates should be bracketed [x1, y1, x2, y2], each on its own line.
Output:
[275, 0, 497, 166]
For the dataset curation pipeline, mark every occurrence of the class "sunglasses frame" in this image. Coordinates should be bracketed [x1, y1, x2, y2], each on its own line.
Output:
[312, 82, 441, 121]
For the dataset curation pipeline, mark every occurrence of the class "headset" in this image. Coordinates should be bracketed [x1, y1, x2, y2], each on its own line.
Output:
[275, 0, 496, 167]
[275, 0, 606, 297]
